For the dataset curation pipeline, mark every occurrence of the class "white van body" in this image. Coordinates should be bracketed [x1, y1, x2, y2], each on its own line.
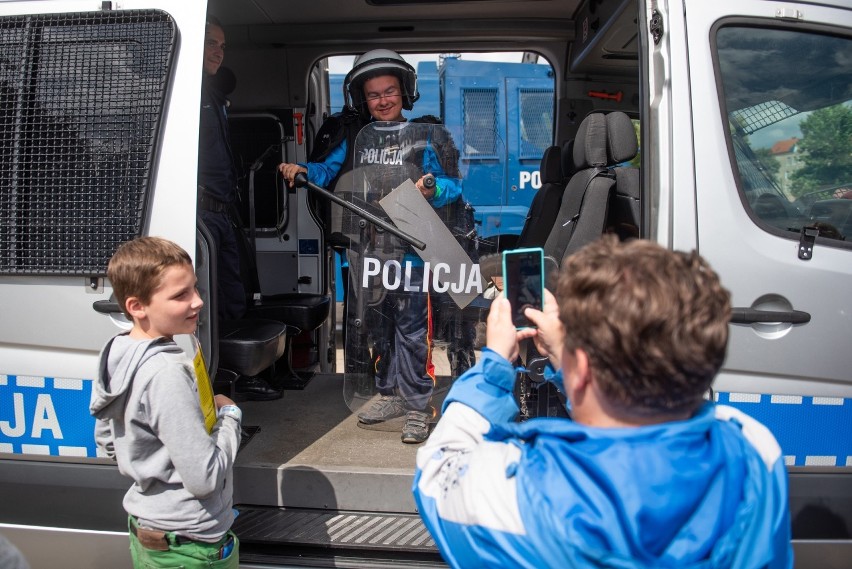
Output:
[0, 0, 849, 567]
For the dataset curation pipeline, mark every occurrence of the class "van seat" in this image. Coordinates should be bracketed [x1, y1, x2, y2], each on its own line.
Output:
[515, 145, 567, 249]
[561, 139, 577, 179]
[478, 143, 570, 285]
[198, 219, 288, 396]
[610, 168, 640, 239]
[543, 111, 638, 266]
[219, 319, 287, 377]
[604, 111, 638, 168]
[543, 113, 612, 263]
[245, 293, 330, 334]
[604, 112, 640, 240]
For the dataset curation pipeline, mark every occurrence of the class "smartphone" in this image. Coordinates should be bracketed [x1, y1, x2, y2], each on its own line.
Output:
[219, 534, 236, 559]
[502, 247, 544, 329]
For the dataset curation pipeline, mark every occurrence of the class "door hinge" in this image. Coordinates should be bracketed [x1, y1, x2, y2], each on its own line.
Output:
[798, 225, 818, 260]
[650, 9, 664, 45]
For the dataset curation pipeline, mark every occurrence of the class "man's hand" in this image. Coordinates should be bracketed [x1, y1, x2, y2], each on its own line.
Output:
[416, 174, 436, 199]
[278, 163, 307, 188]
[523, 288, 564, 370]
[486, 297, 536, 362]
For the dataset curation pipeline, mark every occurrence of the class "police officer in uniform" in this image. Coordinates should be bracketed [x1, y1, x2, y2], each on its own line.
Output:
[199, 17, 281, 400]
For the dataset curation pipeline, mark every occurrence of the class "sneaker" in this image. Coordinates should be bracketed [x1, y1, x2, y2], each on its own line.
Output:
[357, 395, 406, 425]
[401, 410, 430, 444]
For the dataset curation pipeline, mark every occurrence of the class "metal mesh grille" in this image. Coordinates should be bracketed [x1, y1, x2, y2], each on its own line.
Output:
[233, 506, 437, 552]
[462, 88, 498, 158]
[519, 88, 553, 159]
[731, 100, 798, 135]
[0, 11, 175, 275]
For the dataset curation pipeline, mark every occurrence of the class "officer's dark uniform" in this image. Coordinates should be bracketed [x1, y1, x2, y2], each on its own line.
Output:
[198, 77, 246, 321]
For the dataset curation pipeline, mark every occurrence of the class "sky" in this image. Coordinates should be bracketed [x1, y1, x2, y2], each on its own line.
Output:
[749, 114, 804, 150]
[327, 52, 536, 74]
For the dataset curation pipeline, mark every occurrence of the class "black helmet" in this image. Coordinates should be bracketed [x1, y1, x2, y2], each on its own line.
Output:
[343, 49, 419, 120]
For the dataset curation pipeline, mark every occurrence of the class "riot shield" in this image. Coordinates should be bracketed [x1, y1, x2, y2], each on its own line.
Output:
[338, 121, 504, 430]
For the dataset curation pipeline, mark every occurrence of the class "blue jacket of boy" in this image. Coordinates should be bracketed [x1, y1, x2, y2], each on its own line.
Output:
[413, 349, 793, 569]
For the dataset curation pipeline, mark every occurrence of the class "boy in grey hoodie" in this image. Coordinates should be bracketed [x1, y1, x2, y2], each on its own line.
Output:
[90, 237, 242, 568]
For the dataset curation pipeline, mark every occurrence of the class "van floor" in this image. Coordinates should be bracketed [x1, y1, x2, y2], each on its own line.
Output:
[231, 372, 448, 565]
[235, 373, 420, 475]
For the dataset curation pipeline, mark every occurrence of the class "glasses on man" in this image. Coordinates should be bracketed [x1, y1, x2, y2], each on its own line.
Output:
[364, 87, 402, 102]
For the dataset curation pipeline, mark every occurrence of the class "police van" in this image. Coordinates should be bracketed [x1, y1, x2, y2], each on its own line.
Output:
[0, 0, 850, 567]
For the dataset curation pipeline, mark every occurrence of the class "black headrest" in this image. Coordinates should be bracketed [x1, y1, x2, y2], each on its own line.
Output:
[573, 113, 608, 169]
[539, 146, 563, 185]
[562, 139, 576, 177]
[606, 112, 638, 165]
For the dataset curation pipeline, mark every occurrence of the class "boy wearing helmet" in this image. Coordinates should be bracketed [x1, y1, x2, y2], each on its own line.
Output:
[278, 49, 434, 196]
[279, 50, 466, 444]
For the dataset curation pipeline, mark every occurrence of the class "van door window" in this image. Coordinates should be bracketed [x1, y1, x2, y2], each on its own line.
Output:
[715, 26, 852, 246]
[518, 88, 554, 159]
[462, 88, 499, 157]
[0, 12, 176, 275]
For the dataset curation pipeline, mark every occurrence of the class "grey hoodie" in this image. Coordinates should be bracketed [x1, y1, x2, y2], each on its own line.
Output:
[90, 333, 240, 542]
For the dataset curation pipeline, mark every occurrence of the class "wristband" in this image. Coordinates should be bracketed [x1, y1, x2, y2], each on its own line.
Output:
[218, 405, 242, 423]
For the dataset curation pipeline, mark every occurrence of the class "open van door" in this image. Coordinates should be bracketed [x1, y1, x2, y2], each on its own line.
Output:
[649, 0, 851, 562]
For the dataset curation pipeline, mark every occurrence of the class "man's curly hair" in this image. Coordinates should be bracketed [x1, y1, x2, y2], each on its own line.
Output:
[557, 235, 731, 417]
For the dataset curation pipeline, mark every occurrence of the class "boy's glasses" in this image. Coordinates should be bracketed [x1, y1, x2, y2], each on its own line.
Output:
[364, 88, 401, 102]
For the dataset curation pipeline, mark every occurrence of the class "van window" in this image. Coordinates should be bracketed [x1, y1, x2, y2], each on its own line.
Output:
[518, 88, 554, 159]
[715, 25, 852, 245]
[0, 11, 176, 275]
[462, 87, 498, 157]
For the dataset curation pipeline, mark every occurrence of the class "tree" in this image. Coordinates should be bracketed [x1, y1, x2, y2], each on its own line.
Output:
[790, 104, 852, 198]
[753, 147, 780, 182]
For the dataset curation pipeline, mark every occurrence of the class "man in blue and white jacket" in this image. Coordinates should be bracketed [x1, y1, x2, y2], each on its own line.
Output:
[413, 235, 792, 568]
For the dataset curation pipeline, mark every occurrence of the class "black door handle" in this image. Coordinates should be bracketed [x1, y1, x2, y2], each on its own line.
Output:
[92, 300, 123, 315]
[730, 307, 811, 325]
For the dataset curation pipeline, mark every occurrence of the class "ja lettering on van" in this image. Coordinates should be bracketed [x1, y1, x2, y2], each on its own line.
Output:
[0, 374, 96, 457]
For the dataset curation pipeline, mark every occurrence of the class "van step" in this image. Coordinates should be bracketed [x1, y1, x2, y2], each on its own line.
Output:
[234, 506, 441, 559]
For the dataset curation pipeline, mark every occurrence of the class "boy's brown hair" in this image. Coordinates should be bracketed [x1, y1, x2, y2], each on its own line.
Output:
[108, 237, 193, 319]
[557, 235, 731, 417]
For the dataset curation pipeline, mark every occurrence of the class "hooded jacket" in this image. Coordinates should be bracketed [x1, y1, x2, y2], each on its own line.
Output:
[90, 333, 240, 542]
[413, 349, 793, 568]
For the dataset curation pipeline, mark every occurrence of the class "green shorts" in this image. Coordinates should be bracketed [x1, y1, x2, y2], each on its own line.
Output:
[128, 516, 239, 569]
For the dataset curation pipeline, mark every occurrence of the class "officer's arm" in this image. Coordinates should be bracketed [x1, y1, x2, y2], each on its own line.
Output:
[422, 143, 462, 207]
[303, 140, 347, 189]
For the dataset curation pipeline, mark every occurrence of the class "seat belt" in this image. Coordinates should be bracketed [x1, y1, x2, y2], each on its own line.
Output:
[544, 167, 609, 262]
[561, 179, 615, 261]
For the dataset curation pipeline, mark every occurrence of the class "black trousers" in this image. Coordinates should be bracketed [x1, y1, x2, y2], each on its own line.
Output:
[199, 209, 246, 321]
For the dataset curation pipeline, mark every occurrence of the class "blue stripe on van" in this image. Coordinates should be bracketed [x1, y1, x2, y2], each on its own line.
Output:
[716, 392, 852, 467]
[0, 374, 97, 458]
[1, 375, 849, 465]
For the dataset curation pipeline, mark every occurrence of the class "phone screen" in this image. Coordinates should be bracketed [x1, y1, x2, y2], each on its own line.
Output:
[503, 248, 544, 328]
